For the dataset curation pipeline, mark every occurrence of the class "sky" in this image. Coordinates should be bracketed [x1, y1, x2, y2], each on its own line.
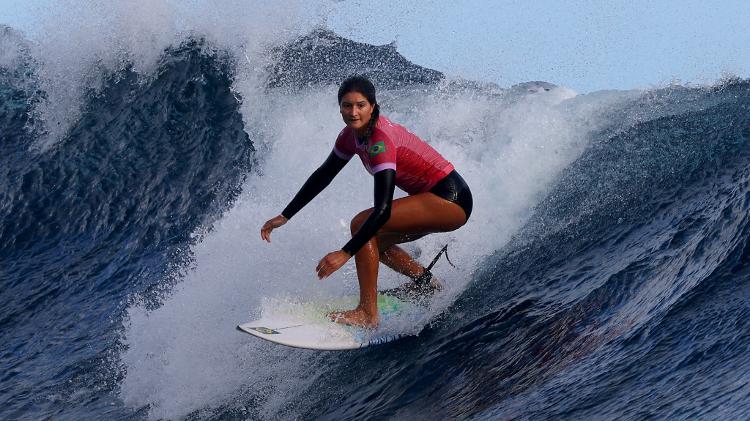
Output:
[328, 0, 750, 92]
[1, 1, 749, 93]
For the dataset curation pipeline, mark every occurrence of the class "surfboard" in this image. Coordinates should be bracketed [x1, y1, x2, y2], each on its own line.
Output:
[237, 293, 416, 350]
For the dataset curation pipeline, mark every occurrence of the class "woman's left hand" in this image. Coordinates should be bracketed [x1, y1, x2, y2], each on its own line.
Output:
[316, 250, 351, 279]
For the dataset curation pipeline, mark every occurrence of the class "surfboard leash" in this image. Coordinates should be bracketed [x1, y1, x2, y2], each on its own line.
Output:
[409, 244, 456, 287]
[425, 244, 456, 272]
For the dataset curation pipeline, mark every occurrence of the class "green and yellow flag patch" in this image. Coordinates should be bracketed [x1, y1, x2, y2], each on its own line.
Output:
[369, 141, 386, 157]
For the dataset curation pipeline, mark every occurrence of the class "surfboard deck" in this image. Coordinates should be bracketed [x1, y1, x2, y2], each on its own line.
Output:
[237, 293, 417, 350]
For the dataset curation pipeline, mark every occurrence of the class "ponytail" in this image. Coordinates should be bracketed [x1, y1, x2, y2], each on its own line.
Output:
[364, 103, 380, 143]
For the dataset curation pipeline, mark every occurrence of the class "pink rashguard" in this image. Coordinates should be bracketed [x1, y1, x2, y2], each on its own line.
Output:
[333, 116, 454, 194]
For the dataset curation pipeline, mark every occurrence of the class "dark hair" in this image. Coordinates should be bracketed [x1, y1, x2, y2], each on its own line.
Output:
[338, 75, 380, 141]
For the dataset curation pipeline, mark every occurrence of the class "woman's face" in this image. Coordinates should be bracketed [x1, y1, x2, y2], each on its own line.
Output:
[339, 91, 374, 135]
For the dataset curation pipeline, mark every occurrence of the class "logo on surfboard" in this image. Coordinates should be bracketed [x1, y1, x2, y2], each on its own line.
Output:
[250, 327, 280, 335]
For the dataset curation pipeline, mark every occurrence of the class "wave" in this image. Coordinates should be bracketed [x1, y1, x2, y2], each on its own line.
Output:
[257, 79, 750, 421]
[0, 36, 252, 419]
[2, 15, 750, 420]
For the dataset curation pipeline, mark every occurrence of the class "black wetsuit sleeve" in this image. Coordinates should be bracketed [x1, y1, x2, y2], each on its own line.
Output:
[342, 169, 396, 256]
[281, 151, 349, 220]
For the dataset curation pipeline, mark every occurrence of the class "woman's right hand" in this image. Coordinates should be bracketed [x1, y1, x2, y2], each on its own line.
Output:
[260, 215, 288, 242]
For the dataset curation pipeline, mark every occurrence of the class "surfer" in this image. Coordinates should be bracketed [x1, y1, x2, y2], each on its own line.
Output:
[260, 75, 472, 328]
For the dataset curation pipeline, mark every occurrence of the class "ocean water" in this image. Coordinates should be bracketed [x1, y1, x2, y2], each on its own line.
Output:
[2, 3, 750, 420]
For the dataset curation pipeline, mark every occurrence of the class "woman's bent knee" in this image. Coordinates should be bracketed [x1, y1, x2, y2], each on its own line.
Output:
[350, 209, 372, 235]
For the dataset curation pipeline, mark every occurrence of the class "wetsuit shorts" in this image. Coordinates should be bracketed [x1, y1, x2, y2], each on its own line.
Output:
[429, 170, 473, 220]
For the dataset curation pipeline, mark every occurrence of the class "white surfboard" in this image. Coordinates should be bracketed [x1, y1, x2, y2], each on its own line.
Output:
[237, 293, 416, 350]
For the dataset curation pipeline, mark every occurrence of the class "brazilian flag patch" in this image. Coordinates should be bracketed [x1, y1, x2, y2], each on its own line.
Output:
[369, 141, 386, 157]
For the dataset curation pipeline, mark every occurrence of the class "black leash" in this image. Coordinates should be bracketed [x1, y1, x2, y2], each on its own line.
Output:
[425, 244, 455, 272]
[410, 244, 456, 286]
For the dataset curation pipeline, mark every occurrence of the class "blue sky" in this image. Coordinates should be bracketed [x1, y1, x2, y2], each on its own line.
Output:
[328, 0, 750, 92]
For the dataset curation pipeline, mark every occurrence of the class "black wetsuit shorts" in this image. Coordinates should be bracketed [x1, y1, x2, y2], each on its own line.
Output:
[429, 170, 473, 220]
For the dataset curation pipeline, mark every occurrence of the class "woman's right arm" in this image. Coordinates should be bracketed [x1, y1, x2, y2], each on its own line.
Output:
[281, 151, 349, 219]
[261, 151, 349, 242]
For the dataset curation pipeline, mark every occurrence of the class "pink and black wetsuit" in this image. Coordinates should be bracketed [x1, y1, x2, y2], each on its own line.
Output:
[282, 115, 472, 256]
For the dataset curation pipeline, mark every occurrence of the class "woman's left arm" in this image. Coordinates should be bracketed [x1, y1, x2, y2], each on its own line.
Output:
[316, 169, 396, 279]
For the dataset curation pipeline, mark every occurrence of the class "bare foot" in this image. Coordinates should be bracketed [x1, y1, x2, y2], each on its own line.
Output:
[328, 307, 379, 328]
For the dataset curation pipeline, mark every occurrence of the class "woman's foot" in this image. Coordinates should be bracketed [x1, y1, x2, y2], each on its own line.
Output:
[381, 277, 443, 302]
[328, 307, 379, 328]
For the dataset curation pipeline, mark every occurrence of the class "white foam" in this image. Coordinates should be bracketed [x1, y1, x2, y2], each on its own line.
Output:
[5, 0, 327, 150]
[0, 26, 27, 70]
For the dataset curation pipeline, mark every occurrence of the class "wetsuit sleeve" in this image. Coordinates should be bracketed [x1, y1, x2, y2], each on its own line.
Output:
[341, 169, 396, 256]
[281, 151, 349, 220]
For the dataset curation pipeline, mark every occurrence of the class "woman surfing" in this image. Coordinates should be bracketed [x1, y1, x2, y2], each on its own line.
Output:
[260, 76, 473, 328]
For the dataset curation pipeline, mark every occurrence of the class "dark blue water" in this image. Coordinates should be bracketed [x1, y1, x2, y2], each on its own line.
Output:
[1, 38, 253, 419]
[2, 25, 750, 419]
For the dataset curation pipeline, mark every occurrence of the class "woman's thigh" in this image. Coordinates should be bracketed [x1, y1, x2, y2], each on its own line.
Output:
[372, 193, 467, 249]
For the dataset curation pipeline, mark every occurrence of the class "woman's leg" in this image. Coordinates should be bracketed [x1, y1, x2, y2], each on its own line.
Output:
[379, 244, 425, 278]
[329, 193, 467, 327]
